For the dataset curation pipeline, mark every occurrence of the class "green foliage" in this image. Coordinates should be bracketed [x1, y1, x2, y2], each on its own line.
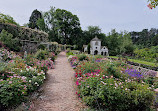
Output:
[66, 51, 74, 56]
[0, 30, 20, 51]
[35, 49, 49, 60]
[0, 13, 19, 25]
[131, 28, 158, 48]
[79, 77, 154, 111]
[54, 8, 81, 44]
[134, 46, 158, 63]
[36, 7, 82, 47]
[38, 44, 46, 50]
[28, 9, 42, 29]
[77, 54, 89, 61]
[105, 29, 134, 56]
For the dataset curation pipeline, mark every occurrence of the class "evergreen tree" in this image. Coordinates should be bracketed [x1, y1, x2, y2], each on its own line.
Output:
[28, 9, 42, 29]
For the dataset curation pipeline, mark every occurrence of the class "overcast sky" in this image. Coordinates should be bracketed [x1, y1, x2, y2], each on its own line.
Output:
[0, 0, 158, 34]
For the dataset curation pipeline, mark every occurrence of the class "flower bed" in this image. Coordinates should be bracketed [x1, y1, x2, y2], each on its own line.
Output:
[68, 54, 157, 110]
[0, 48, 55, 110]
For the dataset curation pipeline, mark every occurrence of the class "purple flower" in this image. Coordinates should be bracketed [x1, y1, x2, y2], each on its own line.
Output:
[125, 69, 143, 79]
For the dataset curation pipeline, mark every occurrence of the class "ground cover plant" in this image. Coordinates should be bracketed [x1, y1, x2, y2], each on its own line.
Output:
[0, 48, 55, 110]
[68, 54, 158, 110]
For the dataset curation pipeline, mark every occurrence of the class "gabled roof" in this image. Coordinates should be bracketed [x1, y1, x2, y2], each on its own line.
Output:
[101, 46, 108, 49]
[91, 36, 101, 41]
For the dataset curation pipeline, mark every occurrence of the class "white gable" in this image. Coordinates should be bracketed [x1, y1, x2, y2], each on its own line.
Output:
[101, 46, 108, 51]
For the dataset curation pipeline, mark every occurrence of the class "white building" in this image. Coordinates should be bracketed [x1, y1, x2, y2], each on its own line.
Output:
[83, 36, 109, 56]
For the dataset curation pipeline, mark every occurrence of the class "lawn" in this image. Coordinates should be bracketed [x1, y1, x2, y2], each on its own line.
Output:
[109, 56, 158, 67]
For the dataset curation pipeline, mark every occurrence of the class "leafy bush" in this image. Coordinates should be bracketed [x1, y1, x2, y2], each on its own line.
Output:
[134, 46, 158, 63]
[38, 44, 46, 50]
[66, 51, 74, 56]
[77, 54, 89, 61]
[35, 49, 49, 60]
[0, 30, 20, 51]
[78, 76, 154, 111]
[0, 48, 54, 110]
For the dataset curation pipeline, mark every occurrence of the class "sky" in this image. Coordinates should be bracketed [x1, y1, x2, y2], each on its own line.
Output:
[0, 0, 158, 34]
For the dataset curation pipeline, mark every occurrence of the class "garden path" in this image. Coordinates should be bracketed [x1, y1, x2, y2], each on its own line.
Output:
[31, 52, 84, 111]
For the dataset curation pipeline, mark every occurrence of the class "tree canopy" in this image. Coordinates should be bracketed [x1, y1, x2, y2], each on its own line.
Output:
[28, 9, 42, 29]
[0, 13, 19, 25]
[37, 7, 81, 45]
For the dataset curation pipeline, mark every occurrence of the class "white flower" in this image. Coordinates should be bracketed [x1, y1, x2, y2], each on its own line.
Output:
[26, 68, 29, 71]
[29, 80, 31, 83]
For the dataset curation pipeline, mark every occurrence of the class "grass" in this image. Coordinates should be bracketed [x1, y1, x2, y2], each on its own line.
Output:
[110, 56, 158, 67]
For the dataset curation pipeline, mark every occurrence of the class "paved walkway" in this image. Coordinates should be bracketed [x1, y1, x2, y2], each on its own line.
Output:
[32, 52, 84, 111]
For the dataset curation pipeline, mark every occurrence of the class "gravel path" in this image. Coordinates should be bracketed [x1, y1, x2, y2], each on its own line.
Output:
[31, 52, 84, 111]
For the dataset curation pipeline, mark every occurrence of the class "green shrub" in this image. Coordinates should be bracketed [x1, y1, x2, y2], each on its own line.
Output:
[77, 54, 89, 61]
[0, 30, 20, 51]
[66, 51, 74, 56]
[35, 50, 49, 60]
[38, 44, 46, 50]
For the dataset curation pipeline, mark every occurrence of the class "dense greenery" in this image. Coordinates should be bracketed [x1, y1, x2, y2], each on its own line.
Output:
[36, 7, 82, 45]
[0, 30, 20, 51]
[28, 9, 42, 29]
[0, 13, 19, 25]
[131, 28, 158, 48]
[134, 46, 158, 63]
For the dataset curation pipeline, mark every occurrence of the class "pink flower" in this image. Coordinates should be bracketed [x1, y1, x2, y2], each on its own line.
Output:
[147, 3, 153, 9]
[76, 81, 79, 85]
[9, 81, 12, 84]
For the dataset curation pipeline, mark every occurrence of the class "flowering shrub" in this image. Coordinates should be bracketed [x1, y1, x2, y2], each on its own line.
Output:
[69, 54, 157, 110]
[35, 58, 54, 73]
[0, 76, 28, 106]
[35, 49, 49, 60]
[0, 48, 20, 62]
[0, 48, 54, 110]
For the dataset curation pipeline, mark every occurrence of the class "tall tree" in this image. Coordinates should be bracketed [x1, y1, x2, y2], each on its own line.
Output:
[28, 9, 42, 29]
[54, 9, 81, 44]
[82, 26, 105, 45]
